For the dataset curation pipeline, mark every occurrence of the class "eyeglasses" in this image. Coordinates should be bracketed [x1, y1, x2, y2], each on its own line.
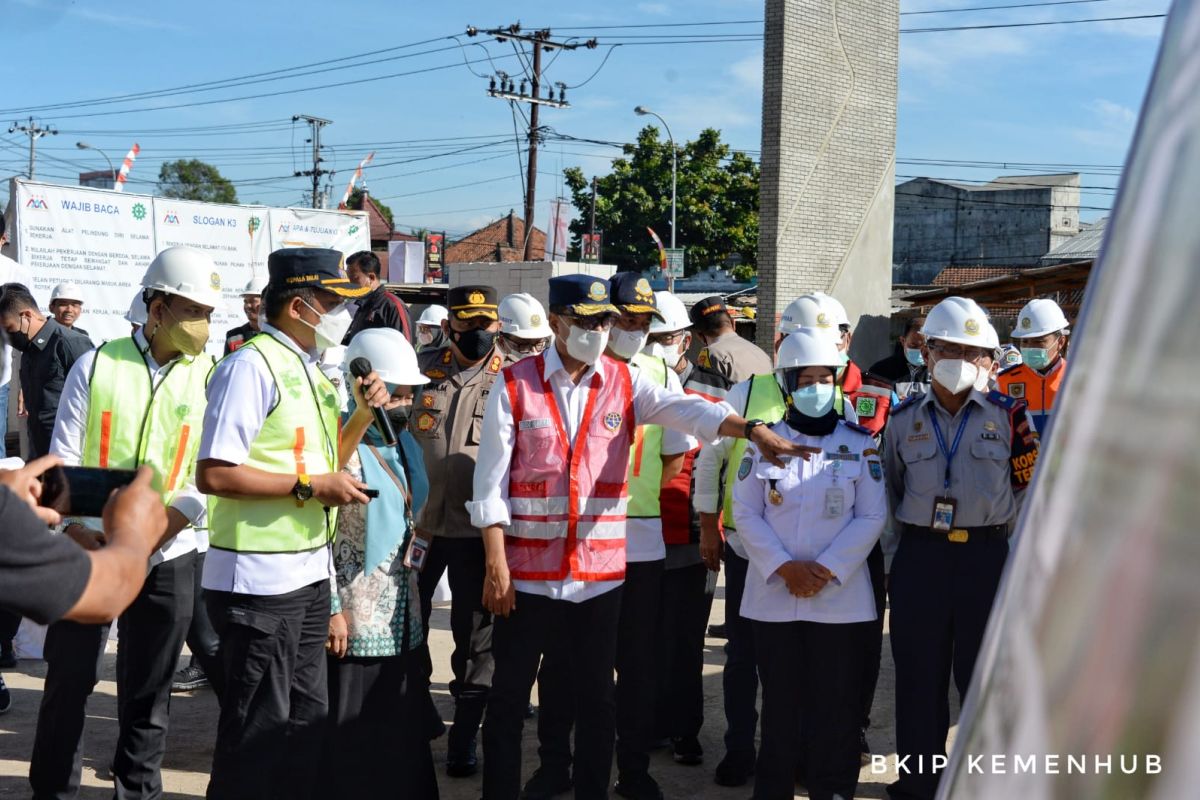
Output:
[563, 313, 615, 332]
[927, 341, 992, 363]
[500, 334, 548, 355]
[647, 330, 687, 346]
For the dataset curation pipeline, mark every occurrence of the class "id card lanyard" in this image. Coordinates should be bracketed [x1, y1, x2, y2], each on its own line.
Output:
[927, 404, 972, 497]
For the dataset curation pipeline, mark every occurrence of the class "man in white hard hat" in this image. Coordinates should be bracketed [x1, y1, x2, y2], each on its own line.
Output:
[496, 293, 551, 360]
[998, 298, 1070, 436]
[49, 282, 90, 341]
[32, 247, 219, 800]
[224, 273, 268, 355]
[884, 296, 1039, 800]
[416, 304, 449, 352]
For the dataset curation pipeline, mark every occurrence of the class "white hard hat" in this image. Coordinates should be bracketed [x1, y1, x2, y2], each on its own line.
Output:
[922, 296, 996, 348]
[346, 327, 429, 386]
[51, 283, 84, 303]
[417, 304, 448, 327]
[779, 294, 841, 336]
[649, 291, 691, 334]
[141, 246, 223, 309]
[497, 293, 552, 339]
[125, 293, 148, 326]
[774, 327, 843, 371]
[1012, 298, 1070, 339]
[242, 269, 268, 297]
[810, 292, 850, 328]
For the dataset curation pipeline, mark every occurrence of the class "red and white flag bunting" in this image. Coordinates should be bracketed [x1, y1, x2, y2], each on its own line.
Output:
[338, 151, 375, 209]
[113, 143, 139, 192]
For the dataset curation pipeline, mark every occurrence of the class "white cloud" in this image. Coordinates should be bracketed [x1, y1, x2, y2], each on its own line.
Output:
[70, 7, 184, 31]
[637, 3, 671, 15]
[729, 49, 763, 93]
[1090, 98, 1138, 128]
[1067, 98, 1140, 151]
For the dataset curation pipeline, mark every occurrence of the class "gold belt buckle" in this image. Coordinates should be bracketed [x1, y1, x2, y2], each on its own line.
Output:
[948, 529, 970, 543]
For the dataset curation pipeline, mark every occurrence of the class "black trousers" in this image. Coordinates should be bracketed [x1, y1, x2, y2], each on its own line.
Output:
[754, 619, 870, 800]
[418, 536, 494, 748]
[483, 587, 623, 800]
[183, 550, 223, 694]
[721, 549, 759, 758]
[654, 561, 712, 741]
[113, 552, 196, 800]
[860, 541, 887, 730]
[205, 580, 330, 800]
[320, 653, 439, 799]
[29, 621, 109, 799]
[888, 535, 1009, 800]
[0, 606, 21, 648]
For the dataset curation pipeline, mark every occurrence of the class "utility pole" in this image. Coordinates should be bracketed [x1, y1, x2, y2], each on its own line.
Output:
[589, 176, 598, 237]
[469, 25, 597, 260]
[293, 114, 332, 209]
[9, 117, 57, 180]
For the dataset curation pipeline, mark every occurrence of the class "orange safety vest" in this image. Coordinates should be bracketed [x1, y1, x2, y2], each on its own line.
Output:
[997, 359, 1064, 436]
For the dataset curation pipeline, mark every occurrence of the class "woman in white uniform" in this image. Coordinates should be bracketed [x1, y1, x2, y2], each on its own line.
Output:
[732, 327, 887, 800]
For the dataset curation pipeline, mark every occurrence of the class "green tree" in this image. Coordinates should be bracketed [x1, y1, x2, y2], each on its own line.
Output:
[347, 188, 395, 230]
[157, 159, 237, 204]
[564, 126, 759, 274]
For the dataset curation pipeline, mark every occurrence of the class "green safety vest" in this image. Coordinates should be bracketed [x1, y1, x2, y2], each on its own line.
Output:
[627, 352, 668, 519]
[208, 333, 341, 554]
[83, 337, 213, 506]
[722, 373, 787, 529]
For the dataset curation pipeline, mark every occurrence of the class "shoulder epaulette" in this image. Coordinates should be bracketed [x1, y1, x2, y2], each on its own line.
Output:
[840, 419, 874, 436]
[987, 389, 1021, 410]
[890, 393, 921, 415]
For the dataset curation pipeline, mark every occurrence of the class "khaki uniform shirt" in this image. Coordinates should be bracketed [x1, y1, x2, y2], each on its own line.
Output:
[412, 345, 508, 538]
[697, 330, 773, 385]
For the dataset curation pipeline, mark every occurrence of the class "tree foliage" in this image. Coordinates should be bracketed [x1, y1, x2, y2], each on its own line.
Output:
[348, 188, 395, 230]
[564, 126, 759, 274]
[157, 159, 237, 204]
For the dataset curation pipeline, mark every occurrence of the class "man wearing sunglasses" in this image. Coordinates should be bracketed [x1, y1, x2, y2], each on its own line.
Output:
[883, 296, 1040, 800]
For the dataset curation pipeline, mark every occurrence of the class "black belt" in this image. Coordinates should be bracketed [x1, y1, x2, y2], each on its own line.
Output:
[902, 523, 1009, 543]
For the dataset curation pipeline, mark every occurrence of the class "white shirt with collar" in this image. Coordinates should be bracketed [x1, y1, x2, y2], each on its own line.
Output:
[198, 323, 335, 596]
[732, 418, 886, 624]
[0, 253, 32, 388]
[468, 344, 728, 603]
[51, 329, 203, 565]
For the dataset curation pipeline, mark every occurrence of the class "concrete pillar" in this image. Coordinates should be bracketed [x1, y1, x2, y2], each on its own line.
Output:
[756, 0, 899, 364]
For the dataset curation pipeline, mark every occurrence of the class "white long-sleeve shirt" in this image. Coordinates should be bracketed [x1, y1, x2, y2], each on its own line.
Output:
[198, 324, 335, 596]
[732, 419, 886, 623]
[51, 330, 204, 565]
[467, 345, 729, 603]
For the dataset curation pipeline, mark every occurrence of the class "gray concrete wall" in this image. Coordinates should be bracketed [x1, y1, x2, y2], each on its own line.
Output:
[756, 0, 899, 368]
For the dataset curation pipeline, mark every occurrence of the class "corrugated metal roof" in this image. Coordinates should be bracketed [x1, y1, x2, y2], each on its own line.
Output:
[1042, 217, 1108, 261]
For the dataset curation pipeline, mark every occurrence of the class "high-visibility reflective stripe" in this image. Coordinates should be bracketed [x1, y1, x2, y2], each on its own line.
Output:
[579, 496, 628, 516]
[511, 518, 626, 541]
[293, 427, 307, 476]
[510, 496, 570, 516]
[164, 425, 190, 492]
[632, 426, 645, 477]
[99, 411, 113, 468]
[856, 383, 892, 398]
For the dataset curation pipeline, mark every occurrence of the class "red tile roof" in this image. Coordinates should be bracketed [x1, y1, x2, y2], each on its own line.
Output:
[445, 212, 546, 263]
[930, 266, 1023, 287]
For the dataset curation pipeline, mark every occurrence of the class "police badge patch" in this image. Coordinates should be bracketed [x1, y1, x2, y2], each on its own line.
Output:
[738, 455, 753, 481]
[1008, 383, 1026, 399]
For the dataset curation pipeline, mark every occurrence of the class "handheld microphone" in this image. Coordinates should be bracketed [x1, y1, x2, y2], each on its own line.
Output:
[349, 357, 397, 445]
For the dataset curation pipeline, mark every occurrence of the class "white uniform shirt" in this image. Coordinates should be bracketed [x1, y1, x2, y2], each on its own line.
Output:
[626, 357, 697, 563]
[0, 254, 32, 388]
[732, 419, 886, 624]
[198, 323, 335, 596]
[468, 345, 729, 603]
[51, 329, 203, 565]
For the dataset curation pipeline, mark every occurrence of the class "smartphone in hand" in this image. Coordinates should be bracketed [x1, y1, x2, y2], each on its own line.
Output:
[40, 466, 139, 518]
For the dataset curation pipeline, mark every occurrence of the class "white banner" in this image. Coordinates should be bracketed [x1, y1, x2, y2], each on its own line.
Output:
[9, 179, 370, 352]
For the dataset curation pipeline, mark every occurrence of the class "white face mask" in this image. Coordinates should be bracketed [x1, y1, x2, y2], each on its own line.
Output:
[932, 358, 979, 395]
[974, 363, 995, 393]
[564, 325, 609, 365]
[417, 329, 434, 346]
[301, 300, 353, 351]
[646, 339, 685, 366]
[608, 328, 648, 360]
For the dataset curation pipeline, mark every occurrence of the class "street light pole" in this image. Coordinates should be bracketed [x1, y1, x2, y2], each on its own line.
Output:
[76, 141, 115, 186]
[634, 106, 677, 289]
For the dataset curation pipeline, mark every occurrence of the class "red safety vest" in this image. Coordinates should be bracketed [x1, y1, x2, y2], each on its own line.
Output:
[503, 353, 635, 582]
[840, 361, 893, 437]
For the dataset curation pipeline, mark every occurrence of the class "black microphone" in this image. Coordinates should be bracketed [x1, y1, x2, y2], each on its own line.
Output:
[349, 357, 397, 445]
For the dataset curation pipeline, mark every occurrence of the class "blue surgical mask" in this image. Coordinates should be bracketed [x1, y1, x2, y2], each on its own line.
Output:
[1020, 347, 1052, 371]
[790, 383, 836, 418]
[904, 348, 925, 367]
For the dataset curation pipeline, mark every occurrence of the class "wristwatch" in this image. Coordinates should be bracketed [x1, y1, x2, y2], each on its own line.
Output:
[744, 419, 767, 440]
[292, 473, 314, 505]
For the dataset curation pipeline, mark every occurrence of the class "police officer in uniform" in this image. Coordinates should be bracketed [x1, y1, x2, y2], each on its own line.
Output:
[32, 248, 218, 800]
[688, 296, 772, 400]
[884, 297, 1039, 800]
[196, 248, 385, 800]
[412, 284, 505, 777]
[470, 275, 814, 800]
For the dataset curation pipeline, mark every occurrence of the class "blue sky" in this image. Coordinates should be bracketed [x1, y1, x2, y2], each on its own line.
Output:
[1, 0, 1168, 237]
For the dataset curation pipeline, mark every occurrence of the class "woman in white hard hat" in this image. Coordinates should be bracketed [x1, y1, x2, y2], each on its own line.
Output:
[732, 327, 886, 800]
[998, 298, 1069, 436]
[496, 293, 551, 360]
[321, 326, 438, 798]
[415, 304, 449, 352]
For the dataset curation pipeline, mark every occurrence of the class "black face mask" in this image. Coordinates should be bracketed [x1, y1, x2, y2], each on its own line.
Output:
[452, 327, 497, 362]
[7, 319, 31, 352]
[386, 406, 410, 430]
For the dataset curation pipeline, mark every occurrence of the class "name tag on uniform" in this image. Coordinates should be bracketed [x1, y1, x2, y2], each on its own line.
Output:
[519, 418, 552, 430]
[823, 488, 844, 518]
[825, 451, 860, 462]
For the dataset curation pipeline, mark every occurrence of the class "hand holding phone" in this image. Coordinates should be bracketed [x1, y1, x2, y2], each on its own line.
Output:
[40, 466, 140, 518]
